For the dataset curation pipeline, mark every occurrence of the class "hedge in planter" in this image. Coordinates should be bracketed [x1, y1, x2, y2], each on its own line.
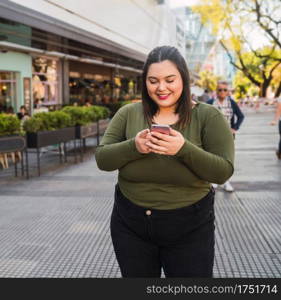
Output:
[0, 114, 23, 151]
[23, 111, 76, 148]
[0, 114, 25, 170]
[62, 105, 110, 139]
[88, 105, 110, 120]
[62, 105, 110, 125]
[0, 114, 21, 137]
[61, 106, 93, 126]
[87, 106, 110, 139]
[23, 111, 74, 133]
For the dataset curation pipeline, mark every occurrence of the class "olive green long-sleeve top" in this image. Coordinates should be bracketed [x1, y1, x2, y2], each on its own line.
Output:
[95, 102, 234, 209]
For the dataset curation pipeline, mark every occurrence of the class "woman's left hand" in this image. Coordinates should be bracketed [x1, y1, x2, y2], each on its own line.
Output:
[145, 128, 185, 155]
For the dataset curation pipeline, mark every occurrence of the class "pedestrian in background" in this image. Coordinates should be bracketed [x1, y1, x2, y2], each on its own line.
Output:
[201, 89, 210, 103]
[95, 46, 234, 278]
[207, 81, 244, 192]
[270, 97, 281, 159]
[17, 105, 29, 121]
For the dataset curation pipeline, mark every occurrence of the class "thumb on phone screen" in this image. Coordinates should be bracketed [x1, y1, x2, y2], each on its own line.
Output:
[169, 128, 179, 136]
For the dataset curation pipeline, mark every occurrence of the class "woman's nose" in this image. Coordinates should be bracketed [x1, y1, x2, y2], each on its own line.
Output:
[157, 81, 167, 91]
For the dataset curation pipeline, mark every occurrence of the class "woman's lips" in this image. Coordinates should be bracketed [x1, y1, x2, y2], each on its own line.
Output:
[157, 94, 170, 100]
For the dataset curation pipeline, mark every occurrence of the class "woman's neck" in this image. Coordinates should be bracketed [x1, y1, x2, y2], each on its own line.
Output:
[153, 108, 178, 125]
[153, 101, 196, 125]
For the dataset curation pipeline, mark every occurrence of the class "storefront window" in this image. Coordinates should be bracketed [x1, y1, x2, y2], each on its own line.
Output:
[32, 57, 59, 107]
[113, 77, 121, 100]
[68, 62, 140, 105]
[0, 71, 18, 113]
[69, 72, 112, 105]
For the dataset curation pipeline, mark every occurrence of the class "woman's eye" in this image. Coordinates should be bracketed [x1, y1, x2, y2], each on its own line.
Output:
[167, 81, 174, 84]
[149, 81, 157, 84]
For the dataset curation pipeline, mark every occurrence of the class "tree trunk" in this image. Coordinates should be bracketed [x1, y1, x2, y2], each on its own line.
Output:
[274, 81, 281, 98]
[259, 78, 272, 98]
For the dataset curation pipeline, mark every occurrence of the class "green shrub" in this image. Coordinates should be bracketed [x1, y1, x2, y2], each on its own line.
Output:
[22, 117, 44, 133]
[62, 106, 91, 125]
[99, 106, 110, 119]
[32, 112, 55, 131]
[22, 105, 111, 134]
[62, 105, 110, 125]
[0, 114, 21, 136]
[49, 110, 73, 129]
[23, 111, 73, 133]
[90, 106, 110, 120]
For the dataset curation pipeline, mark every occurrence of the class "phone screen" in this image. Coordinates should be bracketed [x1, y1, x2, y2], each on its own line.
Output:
[151, 124, 170, 135]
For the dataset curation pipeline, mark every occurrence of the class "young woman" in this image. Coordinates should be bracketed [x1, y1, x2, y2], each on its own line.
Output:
[95, 46, 234, 278]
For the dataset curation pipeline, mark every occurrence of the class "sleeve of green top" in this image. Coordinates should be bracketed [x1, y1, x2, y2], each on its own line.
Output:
[176, 112, 234, 184]
[95, 106, 145, 171]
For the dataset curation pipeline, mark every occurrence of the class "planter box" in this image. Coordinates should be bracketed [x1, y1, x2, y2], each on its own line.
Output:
[26, 127, 76, 148]
[0, 135, 26, 153]
[75, 123, 97, 139]
[0, 135, 26, 173]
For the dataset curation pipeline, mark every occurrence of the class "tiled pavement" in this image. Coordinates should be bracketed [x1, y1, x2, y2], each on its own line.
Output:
[0, 105, 280, 278]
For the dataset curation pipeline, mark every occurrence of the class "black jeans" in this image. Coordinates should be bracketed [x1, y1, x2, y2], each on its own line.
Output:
[110, 185, 215, 278]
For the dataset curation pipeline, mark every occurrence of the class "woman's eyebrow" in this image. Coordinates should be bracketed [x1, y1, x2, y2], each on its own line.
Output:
[147, 74, 176, 79]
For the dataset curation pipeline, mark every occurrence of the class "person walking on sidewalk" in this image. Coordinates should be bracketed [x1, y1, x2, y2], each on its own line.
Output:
[95, 46, 234, 278]
[270, 97, 281, 159]
[200, 89, 210, 103]
[207, 81, 244, 192]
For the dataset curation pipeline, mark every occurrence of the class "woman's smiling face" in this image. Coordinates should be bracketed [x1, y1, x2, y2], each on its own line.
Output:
[146, 60, 183, 110]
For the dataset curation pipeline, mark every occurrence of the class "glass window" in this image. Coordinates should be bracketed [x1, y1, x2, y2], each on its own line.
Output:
[32, 57, 60, 107]
[0, 71, 18, 114]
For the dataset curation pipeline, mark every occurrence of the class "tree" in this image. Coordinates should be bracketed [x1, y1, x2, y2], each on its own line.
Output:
[233, 48, 281, 98]
[232, 47, 281, 98]
[233, 71, 259, 100]
[271, 64, 281, 97]
[197, 70, 220, 91]
[248, 0, 281, 50]
[192, 0, 281, 97]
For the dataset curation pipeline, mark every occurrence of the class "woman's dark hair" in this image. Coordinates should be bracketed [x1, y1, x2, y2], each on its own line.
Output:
[142, 46, 192, 129]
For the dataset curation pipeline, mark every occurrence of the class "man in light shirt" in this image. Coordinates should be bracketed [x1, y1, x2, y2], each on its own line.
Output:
[207, 81, 245, 192]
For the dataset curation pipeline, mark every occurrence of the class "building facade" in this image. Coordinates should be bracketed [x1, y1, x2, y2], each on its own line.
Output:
[173, 6, 236, 87]
[0, 0, 184, 114]
[202, 41, 236, 85]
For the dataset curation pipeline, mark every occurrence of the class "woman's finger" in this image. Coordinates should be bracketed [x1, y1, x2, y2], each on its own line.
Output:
[147, 136, 169, 147]
[146, 142, 167, 152]
[169, 128, 180, 136]
[150, 131, 172, 141]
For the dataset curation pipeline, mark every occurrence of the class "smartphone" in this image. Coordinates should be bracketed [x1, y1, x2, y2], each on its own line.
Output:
[150, 124, 171, 135]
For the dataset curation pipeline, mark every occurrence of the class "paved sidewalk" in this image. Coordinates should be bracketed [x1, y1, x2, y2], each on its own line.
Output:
[0, 105, 280, 278]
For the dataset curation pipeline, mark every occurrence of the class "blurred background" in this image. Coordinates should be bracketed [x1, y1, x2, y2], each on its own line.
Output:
[0, 0, 280, 114]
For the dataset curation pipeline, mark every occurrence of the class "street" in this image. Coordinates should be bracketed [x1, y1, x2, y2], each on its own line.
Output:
[0, 104, 280, 278]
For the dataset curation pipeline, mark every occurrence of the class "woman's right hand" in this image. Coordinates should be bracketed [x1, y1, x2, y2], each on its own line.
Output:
[135, 129, 151, 154]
